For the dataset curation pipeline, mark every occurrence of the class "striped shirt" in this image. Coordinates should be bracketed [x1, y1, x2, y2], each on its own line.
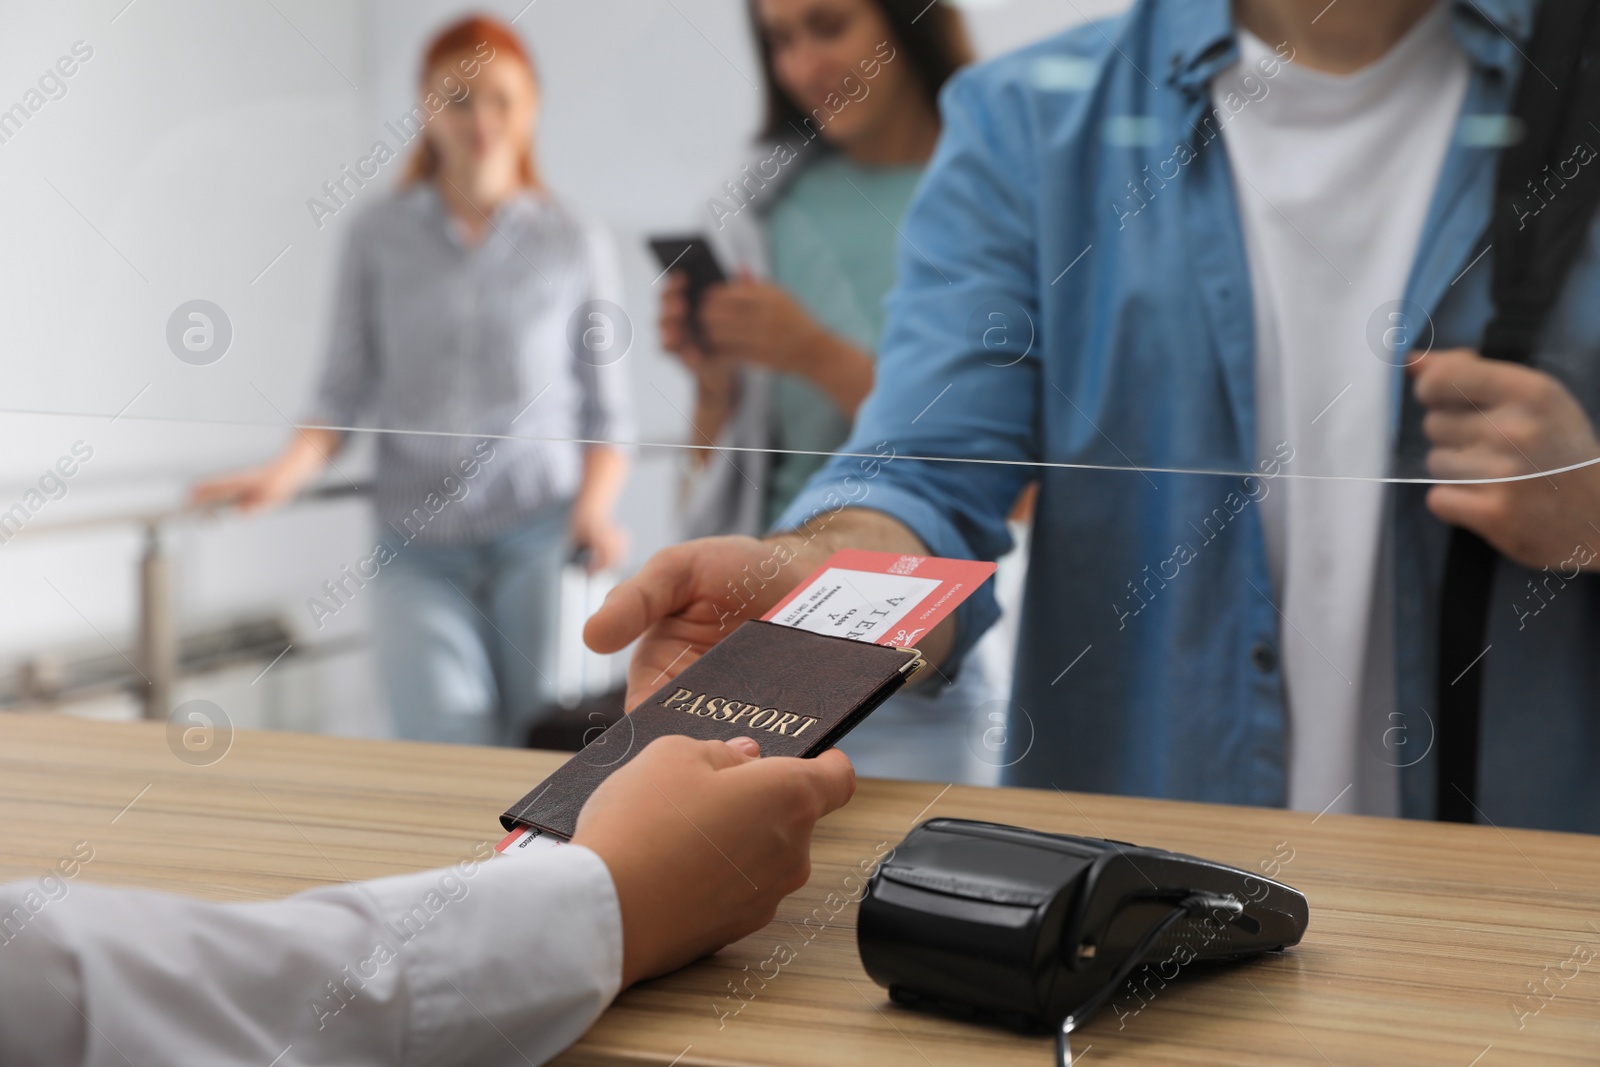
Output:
[308, 184, 634, 547]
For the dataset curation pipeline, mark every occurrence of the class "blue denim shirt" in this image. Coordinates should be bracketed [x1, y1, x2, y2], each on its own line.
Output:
[776, 0, 1600, 832]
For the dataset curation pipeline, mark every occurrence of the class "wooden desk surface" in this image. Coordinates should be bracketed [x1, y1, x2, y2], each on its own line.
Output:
[2, 713, 1597, 1066]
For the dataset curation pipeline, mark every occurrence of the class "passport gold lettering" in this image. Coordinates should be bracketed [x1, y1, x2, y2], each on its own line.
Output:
[502, 617, 932, 840]
[657, 689, 820, 738]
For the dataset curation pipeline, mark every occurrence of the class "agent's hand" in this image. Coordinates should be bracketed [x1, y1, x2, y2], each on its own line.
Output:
[1411, 348, 1600, 569]
[584, 535, 799, 709]
[571, 734, 856, 987]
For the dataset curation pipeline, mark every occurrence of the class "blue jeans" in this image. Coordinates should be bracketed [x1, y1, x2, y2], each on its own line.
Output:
[370, 506, 570, 746]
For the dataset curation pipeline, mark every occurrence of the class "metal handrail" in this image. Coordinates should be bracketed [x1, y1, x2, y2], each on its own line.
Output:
[3, 481, 370, 541]
[7, 482, 370, 721]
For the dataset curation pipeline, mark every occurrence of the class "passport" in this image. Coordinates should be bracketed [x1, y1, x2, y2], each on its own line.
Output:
[499, 620, 926, 840]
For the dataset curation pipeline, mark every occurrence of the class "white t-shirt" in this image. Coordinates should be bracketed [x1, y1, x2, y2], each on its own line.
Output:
[1213, 2, 1468, 816]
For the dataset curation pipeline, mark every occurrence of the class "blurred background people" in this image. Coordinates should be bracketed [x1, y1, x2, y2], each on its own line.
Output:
[593, 0, 1600, 834]
[0, 2, 1092, 752]
[192, 15, 632, 747]
[664, 0, 970, 537]
[659, 0, 1007, 783]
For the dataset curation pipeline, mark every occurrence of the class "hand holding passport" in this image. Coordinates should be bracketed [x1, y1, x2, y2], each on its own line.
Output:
[566, 732, 856, 987]
[499, 547, 996, 846]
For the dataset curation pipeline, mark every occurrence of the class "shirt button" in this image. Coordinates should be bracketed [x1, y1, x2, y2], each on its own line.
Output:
[1250, 642, 1277, 674]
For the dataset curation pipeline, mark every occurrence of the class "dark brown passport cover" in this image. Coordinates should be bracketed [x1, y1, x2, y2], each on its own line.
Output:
[500, 620, 924, 838]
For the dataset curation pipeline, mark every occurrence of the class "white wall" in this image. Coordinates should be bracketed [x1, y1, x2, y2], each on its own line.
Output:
[0, 0, 1125, 735]
[0, 0, 386, 731]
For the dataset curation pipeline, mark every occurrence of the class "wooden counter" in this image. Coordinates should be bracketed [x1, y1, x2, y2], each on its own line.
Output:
[2, 713, 1596, 1065]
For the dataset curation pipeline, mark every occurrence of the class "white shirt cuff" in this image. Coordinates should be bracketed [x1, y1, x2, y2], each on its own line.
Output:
[361, 843, 624, 1067]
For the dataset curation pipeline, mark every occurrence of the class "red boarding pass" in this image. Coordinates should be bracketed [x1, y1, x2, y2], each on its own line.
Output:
[761, 549, 997, 649]
[496, 824, 566, 855]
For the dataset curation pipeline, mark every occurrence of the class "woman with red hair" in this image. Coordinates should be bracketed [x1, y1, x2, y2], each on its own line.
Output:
[194, 16, 633, 746]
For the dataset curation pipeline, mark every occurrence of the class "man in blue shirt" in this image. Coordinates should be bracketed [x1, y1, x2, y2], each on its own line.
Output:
[590, 0, 1600, 834]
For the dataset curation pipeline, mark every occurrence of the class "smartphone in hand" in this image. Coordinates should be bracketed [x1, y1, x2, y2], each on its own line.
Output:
[648, 235, 727, 340]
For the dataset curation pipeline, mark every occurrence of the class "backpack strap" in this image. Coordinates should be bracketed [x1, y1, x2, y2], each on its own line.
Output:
[1434, 0, 1600, 822]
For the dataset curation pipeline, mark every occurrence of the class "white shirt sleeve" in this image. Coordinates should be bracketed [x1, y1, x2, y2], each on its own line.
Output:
[0, 844, 624, 1067]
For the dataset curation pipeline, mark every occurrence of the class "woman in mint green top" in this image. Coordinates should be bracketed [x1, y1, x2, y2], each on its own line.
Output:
[764, 154, 926, 526]
[660, 0, 973, 532]
[659, 1, 996, 785]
